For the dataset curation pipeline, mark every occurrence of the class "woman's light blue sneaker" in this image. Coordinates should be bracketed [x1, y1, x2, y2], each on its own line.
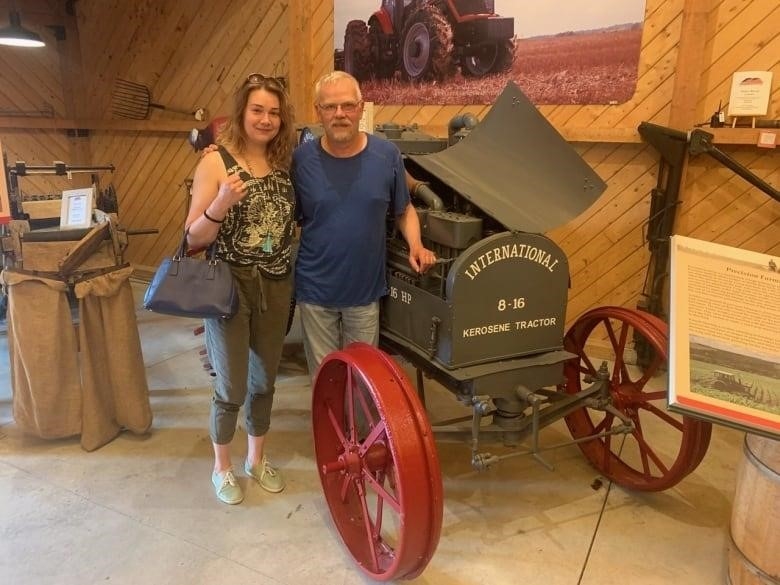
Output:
[245, 455, 285, 493]
[212, 469, 243, 504]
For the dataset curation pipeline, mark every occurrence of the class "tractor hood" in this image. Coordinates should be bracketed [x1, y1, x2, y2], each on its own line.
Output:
[407, 82, 606, 233]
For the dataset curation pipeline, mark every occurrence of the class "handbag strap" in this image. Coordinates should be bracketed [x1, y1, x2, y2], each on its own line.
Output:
[177, 227, 218, 262]
[174, 230, 189, 260]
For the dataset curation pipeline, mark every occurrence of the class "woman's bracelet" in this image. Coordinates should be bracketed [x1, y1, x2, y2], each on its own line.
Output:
[203, 209, 224, 224]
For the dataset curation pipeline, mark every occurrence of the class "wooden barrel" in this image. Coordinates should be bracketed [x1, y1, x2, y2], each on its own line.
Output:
[728, 433, 780, 585]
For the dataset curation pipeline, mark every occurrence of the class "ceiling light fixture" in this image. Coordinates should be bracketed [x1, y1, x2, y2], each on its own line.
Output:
[0, 10, 45, 48]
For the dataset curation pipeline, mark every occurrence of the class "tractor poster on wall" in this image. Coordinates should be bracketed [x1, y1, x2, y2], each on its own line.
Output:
[334, 0, 646, 105]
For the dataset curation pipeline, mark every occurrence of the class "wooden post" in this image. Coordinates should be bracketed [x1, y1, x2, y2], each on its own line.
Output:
[55, 1, 93, 173]
[666, 0, 710, 238]
[288, 0, 317, 126]
[668, 0, 710, 131]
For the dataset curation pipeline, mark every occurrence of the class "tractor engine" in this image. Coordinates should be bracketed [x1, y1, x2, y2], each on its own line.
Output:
[378, 82, 606, 369]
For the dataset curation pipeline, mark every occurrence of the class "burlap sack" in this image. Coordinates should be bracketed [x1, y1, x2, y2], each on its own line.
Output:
[74, 266, 152, 451]
[1, 270, 82, 438]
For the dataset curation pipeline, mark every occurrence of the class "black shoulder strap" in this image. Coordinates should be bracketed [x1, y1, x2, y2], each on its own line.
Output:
[217, 146, 250, 181]
[217, 145, 238, 169]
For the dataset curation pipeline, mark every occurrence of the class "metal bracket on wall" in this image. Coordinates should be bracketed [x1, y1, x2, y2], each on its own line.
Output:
[688, 129, 780, 203]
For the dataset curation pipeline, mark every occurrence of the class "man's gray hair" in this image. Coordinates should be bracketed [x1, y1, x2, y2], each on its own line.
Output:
[314, 71, 363, 103]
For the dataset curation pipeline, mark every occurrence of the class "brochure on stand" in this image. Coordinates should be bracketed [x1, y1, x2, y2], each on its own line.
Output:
[727, 70, 773, 117]
[668, 235, 780, 439]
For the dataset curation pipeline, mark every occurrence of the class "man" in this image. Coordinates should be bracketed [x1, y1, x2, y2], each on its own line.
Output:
[292, 71, 436, 377]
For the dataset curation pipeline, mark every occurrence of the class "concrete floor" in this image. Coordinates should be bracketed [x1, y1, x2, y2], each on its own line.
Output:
[0, 282, 745, 585]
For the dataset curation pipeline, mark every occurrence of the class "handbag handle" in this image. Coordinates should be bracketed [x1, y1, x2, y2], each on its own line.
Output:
[174, 228, 218, 263]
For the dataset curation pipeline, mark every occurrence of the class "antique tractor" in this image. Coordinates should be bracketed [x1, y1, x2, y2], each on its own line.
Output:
[308, 82, 713, 581]
[343, 0, 515, 82]
[711, 370, 752, 394]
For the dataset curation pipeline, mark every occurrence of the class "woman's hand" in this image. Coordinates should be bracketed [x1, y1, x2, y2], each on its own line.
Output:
[213, 172, 248, 211]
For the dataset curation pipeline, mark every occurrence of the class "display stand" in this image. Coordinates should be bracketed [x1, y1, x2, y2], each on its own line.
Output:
[731, 116, 757, 129]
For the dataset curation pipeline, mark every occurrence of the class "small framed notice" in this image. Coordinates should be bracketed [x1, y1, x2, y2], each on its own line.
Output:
[727, 71, 773, 117]
[60, 187, 94, 229]
[668, 235, 780, 439]
[359, 100, 374, 134]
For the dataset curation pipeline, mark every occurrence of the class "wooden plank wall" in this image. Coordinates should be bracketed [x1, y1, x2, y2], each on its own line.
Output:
[0, 0, 777, 327]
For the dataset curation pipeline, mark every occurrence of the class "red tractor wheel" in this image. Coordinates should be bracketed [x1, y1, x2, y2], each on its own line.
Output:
[562, 307, 709, 491]
[344, 20, 373, 82]
[312, 343, 443, 581]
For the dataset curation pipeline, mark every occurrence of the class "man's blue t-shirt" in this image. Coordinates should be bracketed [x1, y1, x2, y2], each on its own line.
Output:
[292, 134, 410, 307]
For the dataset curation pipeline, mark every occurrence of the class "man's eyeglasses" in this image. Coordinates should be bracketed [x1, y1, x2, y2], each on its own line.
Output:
[317, 101, 362, 114]
[245, 73, 287, 89]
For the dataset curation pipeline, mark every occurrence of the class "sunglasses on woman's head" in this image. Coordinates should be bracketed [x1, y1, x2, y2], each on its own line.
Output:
[245, 73, 287, 89]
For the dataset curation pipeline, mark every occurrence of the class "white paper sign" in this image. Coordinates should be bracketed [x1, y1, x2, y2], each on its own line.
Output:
[727, 71, 773, 117]
[60, 187, 94, 229]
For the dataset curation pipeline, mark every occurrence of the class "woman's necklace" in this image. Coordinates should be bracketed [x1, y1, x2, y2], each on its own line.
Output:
[243, 157, 272, 178]
[241, 154, 274, 253]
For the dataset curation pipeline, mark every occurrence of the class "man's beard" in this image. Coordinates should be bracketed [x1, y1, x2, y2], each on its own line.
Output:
[328, 122, 355, 143]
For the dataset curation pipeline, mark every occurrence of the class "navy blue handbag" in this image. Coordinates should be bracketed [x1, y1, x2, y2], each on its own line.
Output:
[143, 231, 237, 319]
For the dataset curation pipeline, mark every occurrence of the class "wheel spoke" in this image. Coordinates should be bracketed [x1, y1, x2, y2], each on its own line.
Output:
[339, 471, 353, 503]
[346, 366, 357, 443]
[616, 321, 633, 383]
[641, 401, 685, 431]
[359, 421, 387, 455]
[628, 389, 667, 403]
[372, 470, 386, 537]
[579, 350, 598, 377]
[593, 412, 614, 435]
[356, 382, 378, 432]
[355, 479, 380, 574]
[325, 400, 349, 450]
[632, 422, 669, 476]
[364, 468, 401, 513]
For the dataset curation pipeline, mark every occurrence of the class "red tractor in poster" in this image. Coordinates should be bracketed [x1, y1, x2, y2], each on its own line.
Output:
[343, 0, 515, 82]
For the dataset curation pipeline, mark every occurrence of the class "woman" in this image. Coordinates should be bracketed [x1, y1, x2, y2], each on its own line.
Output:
[185, 74, 296, 505]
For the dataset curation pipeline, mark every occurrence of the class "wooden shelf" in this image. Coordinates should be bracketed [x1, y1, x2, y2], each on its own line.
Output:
[560, 127, 641, 143]
[0, 117, 197, 133]
[704, 127, 777, 146]
[2, 117, 776, 148]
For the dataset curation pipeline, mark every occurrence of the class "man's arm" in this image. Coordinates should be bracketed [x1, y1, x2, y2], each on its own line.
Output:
[396, 202, 436, 273]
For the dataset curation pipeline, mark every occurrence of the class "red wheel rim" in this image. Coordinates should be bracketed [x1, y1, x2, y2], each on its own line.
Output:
[312, 343, 443, 581]
[631, 310, 712, 474]
[562, 307, 705, 491]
